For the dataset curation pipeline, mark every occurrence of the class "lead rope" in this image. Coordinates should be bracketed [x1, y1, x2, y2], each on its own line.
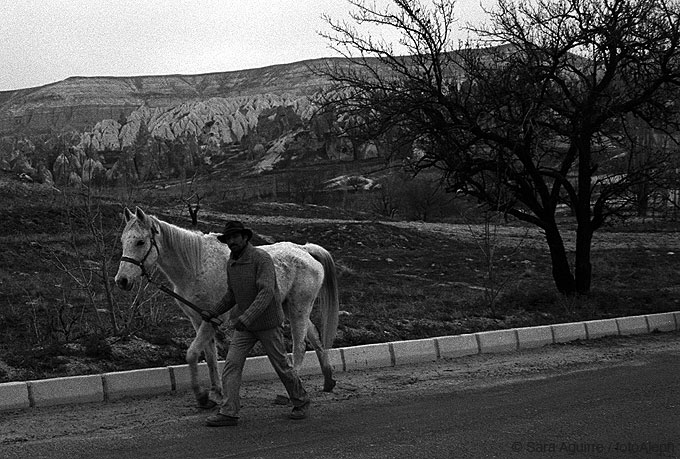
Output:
[147, 274, 222, 327]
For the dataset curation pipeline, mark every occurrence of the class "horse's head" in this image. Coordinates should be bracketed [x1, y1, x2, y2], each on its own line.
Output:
[115, 207, 161, 291]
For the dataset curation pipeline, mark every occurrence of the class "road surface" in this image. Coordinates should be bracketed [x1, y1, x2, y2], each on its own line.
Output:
[2, 332, 679, 458]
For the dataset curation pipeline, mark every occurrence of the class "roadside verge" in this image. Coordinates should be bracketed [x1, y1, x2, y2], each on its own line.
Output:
[1, 311, 677, 412]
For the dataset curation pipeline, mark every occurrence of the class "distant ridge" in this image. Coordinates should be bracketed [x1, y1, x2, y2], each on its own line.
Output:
[0, 57, 347, 136]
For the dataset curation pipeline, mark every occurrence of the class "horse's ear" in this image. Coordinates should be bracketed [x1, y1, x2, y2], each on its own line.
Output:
[123, 207, 133, 222]
[135, 207, 147, 222]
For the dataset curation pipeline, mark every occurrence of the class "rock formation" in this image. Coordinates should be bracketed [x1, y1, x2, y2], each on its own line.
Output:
[0, 58, 381, 183]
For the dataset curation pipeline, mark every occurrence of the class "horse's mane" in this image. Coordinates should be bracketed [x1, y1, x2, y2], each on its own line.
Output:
[151, 215, 205, 277]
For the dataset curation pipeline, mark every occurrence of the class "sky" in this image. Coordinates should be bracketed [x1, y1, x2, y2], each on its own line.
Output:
[0, 0, 488, 92]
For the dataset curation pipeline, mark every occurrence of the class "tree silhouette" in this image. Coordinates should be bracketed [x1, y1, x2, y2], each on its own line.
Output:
[320, 0, 680, 294]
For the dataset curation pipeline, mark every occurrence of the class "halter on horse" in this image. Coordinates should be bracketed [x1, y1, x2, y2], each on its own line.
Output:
[118, 225, 222, 326]
[119, 225, 157, 279]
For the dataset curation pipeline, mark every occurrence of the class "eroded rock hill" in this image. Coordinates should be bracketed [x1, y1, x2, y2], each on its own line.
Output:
[0, 58, 337, 137]
[0, 58, 383, 181]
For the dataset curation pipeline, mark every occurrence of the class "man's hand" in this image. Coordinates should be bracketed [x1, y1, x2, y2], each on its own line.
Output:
[200, 310, 222, 326]
[233, 318, 247, 331]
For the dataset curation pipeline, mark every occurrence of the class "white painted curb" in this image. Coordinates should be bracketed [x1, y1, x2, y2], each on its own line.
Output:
[435, 333, 478, 358]
[0, 382, 30, 411]
[343, 342, 392, 371]
[585, 319, 619, 339]
[103, 367, 172, 401]
[392, 338, 438, 365]
[30, 374, 104, 407]
[516, 325, 553, 349]
[552, 321, 588, 343]
[616, 315, 650, 335]
[1, 311, 678, 412]
[477, 329, 518, 353]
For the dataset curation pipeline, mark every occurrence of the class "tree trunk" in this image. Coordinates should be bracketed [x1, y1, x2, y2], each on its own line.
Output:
[574, 221, 593, 293]
[636, 180, 649, 218]
[543, 223, 577, 294]
[574, 136, 594, 293]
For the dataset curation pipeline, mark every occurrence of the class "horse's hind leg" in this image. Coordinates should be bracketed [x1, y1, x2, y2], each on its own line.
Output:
[306, 319, 336, 392]
[271, 316, 310, 406]
[289, 316, 309, 373]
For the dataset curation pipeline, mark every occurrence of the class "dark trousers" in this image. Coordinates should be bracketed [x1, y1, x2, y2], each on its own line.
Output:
[219, 326, 309, 418]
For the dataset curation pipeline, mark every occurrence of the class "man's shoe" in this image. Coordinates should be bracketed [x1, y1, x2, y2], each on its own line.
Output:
[289, 402, 309, 420]
[206, 413, 239, 427]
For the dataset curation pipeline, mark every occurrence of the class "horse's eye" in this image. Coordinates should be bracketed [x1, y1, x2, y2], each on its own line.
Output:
[136, 240, 145, 247]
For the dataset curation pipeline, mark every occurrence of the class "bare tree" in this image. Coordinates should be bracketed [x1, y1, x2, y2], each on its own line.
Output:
[402, 174, 450, 221]
[319, 0, 680, 294]
[185, 193, 202, 227]
[372, 170, 405, 218]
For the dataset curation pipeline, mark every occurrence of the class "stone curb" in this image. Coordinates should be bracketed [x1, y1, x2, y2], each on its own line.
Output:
[1, 311, 678, 412]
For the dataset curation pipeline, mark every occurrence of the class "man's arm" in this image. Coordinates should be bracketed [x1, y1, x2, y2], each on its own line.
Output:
[208, 282, 236, 318]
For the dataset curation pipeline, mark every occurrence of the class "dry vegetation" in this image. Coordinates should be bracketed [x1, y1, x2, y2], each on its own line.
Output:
[2, 170, 680, 383]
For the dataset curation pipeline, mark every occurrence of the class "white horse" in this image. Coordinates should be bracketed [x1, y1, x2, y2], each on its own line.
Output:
[114, 207, 339, 407]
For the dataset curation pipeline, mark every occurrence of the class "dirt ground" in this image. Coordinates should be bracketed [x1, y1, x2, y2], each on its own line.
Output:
[4, 192, 680, 385]
[2, 331, 679, 449]
[189, 206, 680, 251]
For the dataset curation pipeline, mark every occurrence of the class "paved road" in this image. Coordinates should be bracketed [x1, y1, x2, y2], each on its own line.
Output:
[2, 332, 679, 458]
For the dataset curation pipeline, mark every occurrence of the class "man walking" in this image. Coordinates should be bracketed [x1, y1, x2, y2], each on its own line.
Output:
[203, 221, 309, 427]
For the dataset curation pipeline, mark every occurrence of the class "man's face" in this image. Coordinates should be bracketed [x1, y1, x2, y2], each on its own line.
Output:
[225, 232, 248, 254]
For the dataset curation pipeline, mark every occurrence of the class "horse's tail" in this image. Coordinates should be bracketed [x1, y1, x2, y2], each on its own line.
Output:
[303, 243, 340, 349]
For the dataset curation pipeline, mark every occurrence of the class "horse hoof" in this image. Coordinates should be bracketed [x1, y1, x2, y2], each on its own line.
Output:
[273, 394, 291, 406]
[197, 391, 218, 409]
[198, 399, 217, 409]
[323, 379, 337, 392]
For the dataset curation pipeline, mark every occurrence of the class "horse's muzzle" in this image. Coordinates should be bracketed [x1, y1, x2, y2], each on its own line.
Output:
[115, 276, 134, 291]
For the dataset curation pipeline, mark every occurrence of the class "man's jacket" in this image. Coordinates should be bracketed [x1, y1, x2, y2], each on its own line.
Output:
[212, 243, 284, 331]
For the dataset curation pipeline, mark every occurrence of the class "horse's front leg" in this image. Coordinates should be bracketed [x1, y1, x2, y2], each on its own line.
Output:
[203, 332, 224, 404]
[187, 322, 218, 409]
